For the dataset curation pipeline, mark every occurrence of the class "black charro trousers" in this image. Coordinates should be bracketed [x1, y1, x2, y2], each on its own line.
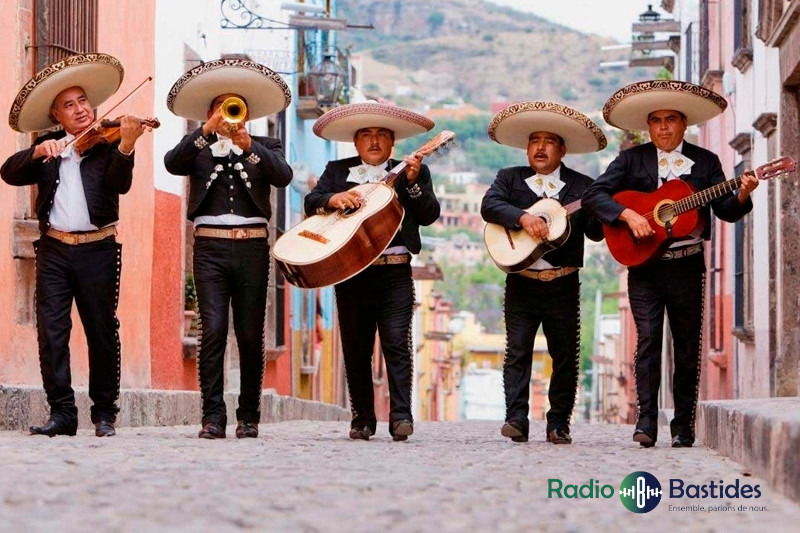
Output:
[503, 272, 580, 433]
[334, 263, 414, 432]
[193, 235, 269, 426]
[627, 252, 705, 441]
[34, 235, 122, 424]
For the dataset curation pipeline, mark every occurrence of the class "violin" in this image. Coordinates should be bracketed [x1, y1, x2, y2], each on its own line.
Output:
[74, 116, 160, 155]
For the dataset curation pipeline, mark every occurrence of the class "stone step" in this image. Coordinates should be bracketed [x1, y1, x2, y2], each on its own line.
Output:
[0, 385, 349, 431]
[698, 397, 800, 504]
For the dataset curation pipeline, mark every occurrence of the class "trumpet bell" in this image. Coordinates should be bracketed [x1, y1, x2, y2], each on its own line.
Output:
[221, 96, 247, 124]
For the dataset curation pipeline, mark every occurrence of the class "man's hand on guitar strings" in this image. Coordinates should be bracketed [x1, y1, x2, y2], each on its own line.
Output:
[619, 208, 655, 239]
[519, 213, 550, 240]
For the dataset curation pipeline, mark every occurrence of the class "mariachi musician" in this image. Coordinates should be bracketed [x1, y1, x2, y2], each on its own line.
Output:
[304, 102, 440, 441]
[164, 59, 293, 439]
[481, 101, 606, 444]
[1, 53, 148, 437]
[582, 80, 759, 448]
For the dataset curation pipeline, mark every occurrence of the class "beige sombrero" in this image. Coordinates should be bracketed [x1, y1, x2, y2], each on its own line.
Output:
[8, 53, 124, 132]
[488, 101, 607, 154]
[603, 80, 728, 131]
[167, 58, 291, 121]
[313, 102, 434, 142]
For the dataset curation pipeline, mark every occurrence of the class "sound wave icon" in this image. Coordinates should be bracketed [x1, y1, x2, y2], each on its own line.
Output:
[619, 476, 663, 508]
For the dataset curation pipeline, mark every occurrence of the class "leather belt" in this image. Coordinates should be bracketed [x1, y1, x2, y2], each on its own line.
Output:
[372, 253, 411, 266]
[661, 243, 703, 261]
[515, 266, 578, 282]
[194, 227, 268, 240]
[45, 226, 117, 245]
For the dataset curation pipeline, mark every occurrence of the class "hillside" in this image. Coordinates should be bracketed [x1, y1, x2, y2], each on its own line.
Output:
[338, 0, 658, 114]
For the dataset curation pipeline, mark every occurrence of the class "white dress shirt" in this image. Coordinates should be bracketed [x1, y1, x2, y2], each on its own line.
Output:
[49, 133, 97, 232]
[524, 166, 564, 270]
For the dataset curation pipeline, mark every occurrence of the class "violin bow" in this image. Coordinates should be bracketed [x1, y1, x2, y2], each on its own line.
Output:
[44, 75, 153, 162]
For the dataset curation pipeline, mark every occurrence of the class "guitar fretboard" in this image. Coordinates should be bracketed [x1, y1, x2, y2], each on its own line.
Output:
[674, 173, 752, 214]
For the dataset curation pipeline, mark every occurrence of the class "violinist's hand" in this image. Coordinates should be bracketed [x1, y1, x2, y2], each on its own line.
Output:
[229, 124, 252, 152]
[119, 115, 146, 154]
[403, 153, 423, 182]
[32, 138, 68, 160]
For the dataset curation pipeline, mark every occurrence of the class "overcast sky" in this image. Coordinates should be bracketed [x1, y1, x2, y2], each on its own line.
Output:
[485, 0, 665, 43]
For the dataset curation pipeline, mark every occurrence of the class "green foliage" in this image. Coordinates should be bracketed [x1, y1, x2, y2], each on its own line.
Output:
[436, 259, 506, 333]
[420, 225, 481, 242]
[184, 273, 197, 310]
[427, 11, 445, 32]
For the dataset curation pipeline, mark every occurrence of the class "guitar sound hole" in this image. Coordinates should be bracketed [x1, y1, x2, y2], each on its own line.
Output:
[656, 204, 676, 224]
[338, 203, 363, 218]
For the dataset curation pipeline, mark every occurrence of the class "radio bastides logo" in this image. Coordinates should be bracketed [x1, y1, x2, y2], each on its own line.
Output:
[618, 471, 663, 513]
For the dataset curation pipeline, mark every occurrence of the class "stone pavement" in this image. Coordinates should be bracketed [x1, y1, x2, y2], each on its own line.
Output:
[1, 420, 798, 533]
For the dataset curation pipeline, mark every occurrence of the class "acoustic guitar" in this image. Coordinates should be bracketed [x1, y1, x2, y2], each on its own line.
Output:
[484, 198, 581, 273]
[273, 130, 456, 288]
[603, 156, 796, 267]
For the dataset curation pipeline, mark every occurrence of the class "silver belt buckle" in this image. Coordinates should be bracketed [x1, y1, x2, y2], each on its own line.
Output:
[661, 250, 674, 260]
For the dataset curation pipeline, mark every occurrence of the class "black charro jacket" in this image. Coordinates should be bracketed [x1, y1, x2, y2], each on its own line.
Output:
[481, 163, 603, 267]
[164, 127, 292, 221]
[1, 129, 134, 232]
[582, 141, 752, 239]
[303, 156, 440, 254]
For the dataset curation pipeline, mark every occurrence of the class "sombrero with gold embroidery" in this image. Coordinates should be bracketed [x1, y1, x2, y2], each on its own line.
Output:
[8, 53, 124, 133]
[488, 101, 607, 153]
[603, 80, 728, 131]
[167, 58, 291, 121]
[313, 102, 434, 142]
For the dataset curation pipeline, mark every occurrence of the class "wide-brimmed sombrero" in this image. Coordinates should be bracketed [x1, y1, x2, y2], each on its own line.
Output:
[313, 102, 434, 142]
[9, 53, 124, 132]
[488, 101, 607, 153]
[603, 80, 728, 131]
[167, 58, 291, 121]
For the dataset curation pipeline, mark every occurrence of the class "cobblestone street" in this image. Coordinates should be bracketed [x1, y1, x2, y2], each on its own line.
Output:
[1, 420, 798, 532]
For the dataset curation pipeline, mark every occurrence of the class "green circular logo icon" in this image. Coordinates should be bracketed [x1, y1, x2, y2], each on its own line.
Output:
[619, 471, 662, 513]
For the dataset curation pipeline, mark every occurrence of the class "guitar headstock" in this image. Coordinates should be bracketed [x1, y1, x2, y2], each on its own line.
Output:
[415, 130, 456, 157]
[755, 156, 797, 180]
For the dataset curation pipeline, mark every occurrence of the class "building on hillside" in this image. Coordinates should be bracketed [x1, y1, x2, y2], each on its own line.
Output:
[435, 182, 488, 233]
[426, 103, 485, 121]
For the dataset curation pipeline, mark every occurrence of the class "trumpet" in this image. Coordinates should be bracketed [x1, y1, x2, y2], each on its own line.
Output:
[220, 96, 247, 132]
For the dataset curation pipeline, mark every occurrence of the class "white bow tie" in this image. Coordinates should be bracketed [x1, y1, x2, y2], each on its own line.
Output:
[347, 163, 387, 184]
[209, 136, 243, 157]
[525, 173, 564, 198]
[658, 151, 694, 180]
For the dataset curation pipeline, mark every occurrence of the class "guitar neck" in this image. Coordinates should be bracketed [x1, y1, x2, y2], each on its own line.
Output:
[674, 173, 750, 214]
[382, 160, 408, 186]
[563, 199, 581, 215]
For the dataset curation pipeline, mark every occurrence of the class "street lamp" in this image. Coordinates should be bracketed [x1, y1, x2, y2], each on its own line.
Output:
[639, 4, 661, 23]
[308, 50, 345, 107]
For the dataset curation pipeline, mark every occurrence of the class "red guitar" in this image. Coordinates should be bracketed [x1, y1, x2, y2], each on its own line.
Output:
[603, 156, 796, 267]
